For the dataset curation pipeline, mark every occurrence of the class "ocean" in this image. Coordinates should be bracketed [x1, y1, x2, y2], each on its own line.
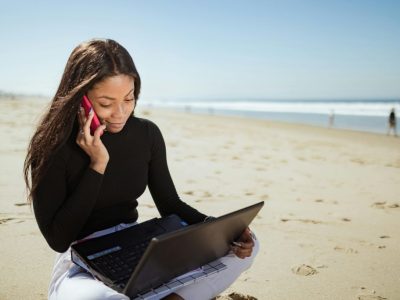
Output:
[142, 99, 400, 135]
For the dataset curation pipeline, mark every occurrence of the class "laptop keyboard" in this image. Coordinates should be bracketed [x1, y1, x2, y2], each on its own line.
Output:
[92, 238, 151, 283]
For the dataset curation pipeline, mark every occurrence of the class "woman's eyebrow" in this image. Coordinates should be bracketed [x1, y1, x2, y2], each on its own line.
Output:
[98, 89, 134, 100]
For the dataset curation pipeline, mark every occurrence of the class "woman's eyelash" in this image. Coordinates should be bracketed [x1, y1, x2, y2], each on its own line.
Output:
[100, 99, 134, 106]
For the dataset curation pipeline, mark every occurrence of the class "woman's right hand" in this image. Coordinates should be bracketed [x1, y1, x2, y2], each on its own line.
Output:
[76, 107, 109, 174]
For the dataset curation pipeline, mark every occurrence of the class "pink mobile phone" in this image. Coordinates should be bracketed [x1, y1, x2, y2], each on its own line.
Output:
[81, 95, 103, 136]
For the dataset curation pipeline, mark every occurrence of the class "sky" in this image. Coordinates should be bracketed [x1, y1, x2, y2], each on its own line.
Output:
[0, 0, 399, 100]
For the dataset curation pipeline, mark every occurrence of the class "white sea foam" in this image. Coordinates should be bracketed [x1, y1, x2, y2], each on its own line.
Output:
[145, 99, 400, 117]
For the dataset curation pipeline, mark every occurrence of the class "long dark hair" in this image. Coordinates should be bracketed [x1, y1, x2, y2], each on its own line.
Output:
[24, 39, 141, 202]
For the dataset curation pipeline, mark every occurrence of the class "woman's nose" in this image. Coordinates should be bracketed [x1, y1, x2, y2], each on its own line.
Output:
[112, 104, 125, 117]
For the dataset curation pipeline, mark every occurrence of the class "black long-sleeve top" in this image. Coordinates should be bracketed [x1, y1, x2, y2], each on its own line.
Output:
[33, 117, 206, 253]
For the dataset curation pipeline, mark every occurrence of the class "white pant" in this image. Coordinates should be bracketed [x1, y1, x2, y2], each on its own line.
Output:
[49, 222, 259, 300]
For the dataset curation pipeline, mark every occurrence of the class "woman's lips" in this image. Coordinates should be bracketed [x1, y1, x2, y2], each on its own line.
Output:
[106, 121, 125, 129]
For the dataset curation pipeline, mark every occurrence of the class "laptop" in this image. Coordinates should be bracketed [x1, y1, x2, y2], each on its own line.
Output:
[71, 201, 264, 299]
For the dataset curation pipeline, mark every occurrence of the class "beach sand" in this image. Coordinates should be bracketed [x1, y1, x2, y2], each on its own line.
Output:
[0, 98, 399, 300]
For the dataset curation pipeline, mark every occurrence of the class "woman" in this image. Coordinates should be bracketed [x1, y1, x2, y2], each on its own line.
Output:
[24, 39, 258, 300]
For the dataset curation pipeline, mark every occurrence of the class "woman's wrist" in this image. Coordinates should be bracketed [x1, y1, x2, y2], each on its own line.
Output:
[89, 161, 108, 174]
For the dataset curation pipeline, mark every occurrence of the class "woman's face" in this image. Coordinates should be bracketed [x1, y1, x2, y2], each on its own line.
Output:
[87, 74, 135, 133]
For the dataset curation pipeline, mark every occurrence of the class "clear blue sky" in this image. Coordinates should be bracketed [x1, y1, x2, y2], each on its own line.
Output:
[1, 0, 399, 100]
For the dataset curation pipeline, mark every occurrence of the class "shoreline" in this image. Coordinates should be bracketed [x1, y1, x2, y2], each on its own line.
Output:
[140, 97, 400, 136]
[138, 106, 399, 141]
[140, 104, 398, 137]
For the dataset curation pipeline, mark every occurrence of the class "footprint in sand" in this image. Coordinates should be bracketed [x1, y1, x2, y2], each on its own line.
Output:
[353, 287, 387, 299]
[371, 202, 386, 209]
[358, 295, 387, 300]
[371, 202, 400, 209]
[183, 190, 194, 196]
[316, 265, 328, 269]
[379, 235, 390, 239]
[314, 198, 339, 205]
[291, 264, 318, 276]
[0, 218, 15, 225]
[334, 246, 359, 254]
[0, 218, 25, 225]
[14, 202, 29, 207]
[281, 218, 323, 224]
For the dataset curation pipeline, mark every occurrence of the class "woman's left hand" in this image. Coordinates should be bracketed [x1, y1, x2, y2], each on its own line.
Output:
[231, 227, 254, 259]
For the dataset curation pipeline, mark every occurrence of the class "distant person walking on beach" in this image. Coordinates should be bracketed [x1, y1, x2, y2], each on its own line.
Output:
[328, 109, 335, 128]
[24, 39, 258, 300]
[387, 108, 397, 136]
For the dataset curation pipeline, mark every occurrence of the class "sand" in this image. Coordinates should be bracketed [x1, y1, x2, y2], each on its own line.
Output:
[0, 97, 399, 300]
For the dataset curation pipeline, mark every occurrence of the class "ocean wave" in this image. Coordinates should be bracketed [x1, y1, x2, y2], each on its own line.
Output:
[146, 100, 400, 117]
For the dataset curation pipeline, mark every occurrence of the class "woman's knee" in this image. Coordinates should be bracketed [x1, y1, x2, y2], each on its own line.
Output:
[52, 273, 129, 300]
